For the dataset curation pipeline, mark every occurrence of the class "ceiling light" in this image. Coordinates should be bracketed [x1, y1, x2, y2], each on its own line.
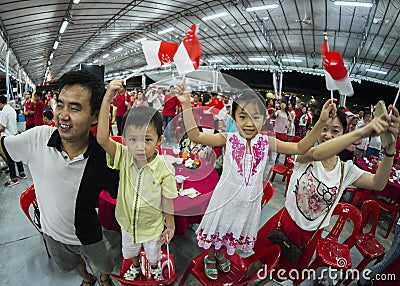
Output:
[208, 59, 223, 63]
[366, 68, 387, 75]
[202, 11, 229, 21]
[249, 57, 268, 61]
[73, 0, 80, 3]
[48, 61, 51, 65]
[103, 53, 110, 58]
[135, 37, 147, 43]
[114, 47, 123, 53]
[158, 27, 175, 35]
[53, 41, 59, 50]
[60, 20, 69, 34]
[49, 53, 54, 60]
[282, 59, 302, 63]
[334, 1, 373, 8]
[246, 4, 279, 12]
[93, 59, 99, 63]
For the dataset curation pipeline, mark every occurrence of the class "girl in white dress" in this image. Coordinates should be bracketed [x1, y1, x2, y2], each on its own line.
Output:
[176, 83, 337, 280]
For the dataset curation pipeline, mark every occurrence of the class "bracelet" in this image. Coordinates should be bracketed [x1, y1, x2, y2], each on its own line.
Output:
[384, 150, 395, 157]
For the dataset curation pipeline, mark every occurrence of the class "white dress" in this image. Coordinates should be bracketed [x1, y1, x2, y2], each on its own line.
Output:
[196, 132, 270, 255]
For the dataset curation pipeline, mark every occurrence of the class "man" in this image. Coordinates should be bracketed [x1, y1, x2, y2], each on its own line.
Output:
[31, 90, 45, 126]
[0, 95, 26, 186]
[22, 91, 35, 130]
[113, 85, 130, 135]
[161, 85, 181, 144]
[0, 70, 118, 286]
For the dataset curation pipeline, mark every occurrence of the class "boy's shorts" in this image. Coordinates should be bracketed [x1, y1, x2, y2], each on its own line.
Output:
[121, 229, 161, 265]
[44, 234, 114, 273]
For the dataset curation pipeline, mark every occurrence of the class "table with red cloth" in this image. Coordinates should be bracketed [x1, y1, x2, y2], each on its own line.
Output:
[97, 150, 219, 235]
[355, 158, 400, 201]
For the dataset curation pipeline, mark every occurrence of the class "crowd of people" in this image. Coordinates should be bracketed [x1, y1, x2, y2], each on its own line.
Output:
[0, 70, 399, 286]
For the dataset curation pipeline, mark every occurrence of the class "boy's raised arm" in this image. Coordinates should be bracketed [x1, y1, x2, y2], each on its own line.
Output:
[97, 79, 124, 158]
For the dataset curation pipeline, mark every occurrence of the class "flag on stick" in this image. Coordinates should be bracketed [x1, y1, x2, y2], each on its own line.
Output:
[142, 41, 179, 68]
[321, 33, 354, 97]
[173, 24, 202, 75]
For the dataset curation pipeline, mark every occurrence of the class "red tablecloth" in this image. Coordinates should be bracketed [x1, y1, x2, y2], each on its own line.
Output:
[355, 158, 400, 201]
[97, 152, 219, 235]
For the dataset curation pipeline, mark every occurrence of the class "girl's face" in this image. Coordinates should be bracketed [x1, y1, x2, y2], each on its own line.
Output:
[234, 103, 265, 140]
[288, 103, 293, 110]
[302, 107, 307, 113]
[280, 101, 286, 109]
[318, 116, 344, 144]
[193, 94, 199, 102]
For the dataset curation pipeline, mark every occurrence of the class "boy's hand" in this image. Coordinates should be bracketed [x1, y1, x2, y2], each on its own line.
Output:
[105, 78, 124, 102]
[388, 105, 400, 138]
[161, 227, 175, 245]
[175, 82, 191, 105]
[319, 98, 337, 123]
[359, 114, 390, 138]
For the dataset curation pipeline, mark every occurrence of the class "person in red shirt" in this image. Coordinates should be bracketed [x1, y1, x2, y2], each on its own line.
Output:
[22, 91, 35, 130]
[161, 86, 181, 144]
[32, 91, 45, 126]
[113, 86, 130, 135]
[43, 110, 55, 127]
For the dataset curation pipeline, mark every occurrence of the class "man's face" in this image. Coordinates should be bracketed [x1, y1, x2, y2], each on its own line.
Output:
[54, 84, 98, 144]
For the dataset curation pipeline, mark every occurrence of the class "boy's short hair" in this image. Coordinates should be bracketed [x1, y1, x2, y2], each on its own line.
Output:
[0, 95, 6, 104]
[124, 106, 163, 138]
[43, 110, 54, 121]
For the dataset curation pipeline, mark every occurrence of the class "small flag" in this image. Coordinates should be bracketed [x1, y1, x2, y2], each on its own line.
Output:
[321, 33, 354, 96]
[142, 41, 179, 68]
[173, 24, 202, 75]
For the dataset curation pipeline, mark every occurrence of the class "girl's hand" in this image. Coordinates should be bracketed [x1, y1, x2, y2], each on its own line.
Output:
[359, 114, 390, 138]
[388, 105, 400, 138]
[161, 228, 175, 245]
[319, 98, 337, 123]
[175, 82, 191, 105]
[105, 78, 124, 102]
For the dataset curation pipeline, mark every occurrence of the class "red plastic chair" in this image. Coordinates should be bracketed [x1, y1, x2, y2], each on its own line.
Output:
[178, 244, 280, 286]
[351, 188, 376, 206]
[111, 248, 178, 285]
[376, 198, 400, 239]
[20, 184, 51, 258]
[261, 181, 274, 208]
[341, 200, 385, 285]
[297, 203, 362, 284]
[270, 157, 294, 183]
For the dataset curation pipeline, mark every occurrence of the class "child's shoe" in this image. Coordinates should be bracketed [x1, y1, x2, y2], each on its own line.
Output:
[5, 179, 19, 187]
[150, 265, 162, 281]
[123, 264, 141, 280]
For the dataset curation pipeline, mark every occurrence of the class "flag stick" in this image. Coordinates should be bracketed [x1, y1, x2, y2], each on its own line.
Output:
[331, 90, 334, 104]
[343, 95, 347, 108]
[389, 80, 400, 116]
[166, 234, 171, 278]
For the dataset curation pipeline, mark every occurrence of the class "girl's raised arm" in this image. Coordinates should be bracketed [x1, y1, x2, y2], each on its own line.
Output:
[271, 99, 337, 155]
[176, 82, 226, 147]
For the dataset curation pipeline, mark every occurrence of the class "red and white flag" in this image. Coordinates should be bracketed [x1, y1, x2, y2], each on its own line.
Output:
[173, 24, 202, 75]
[321, 33, 354, 96]
[142, 41, 179, 68]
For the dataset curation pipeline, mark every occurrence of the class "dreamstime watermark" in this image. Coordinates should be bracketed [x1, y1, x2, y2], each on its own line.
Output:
[256, 263, 397, 282]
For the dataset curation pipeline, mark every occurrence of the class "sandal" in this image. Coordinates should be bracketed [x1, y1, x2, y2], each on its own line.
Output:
[216, 254, 231, 273]
[123, 264, 141, 280]
[80, 273, 97, 286]
[100, 274, 115, 286]
[204, 255, 218, 280]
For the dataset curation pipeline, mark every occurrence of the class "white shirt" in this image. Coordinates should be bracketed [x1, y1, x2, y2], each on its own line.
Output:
[369, 136, 381, 150]
[0, 104, 18, 136]
[285, 157, 365, 231]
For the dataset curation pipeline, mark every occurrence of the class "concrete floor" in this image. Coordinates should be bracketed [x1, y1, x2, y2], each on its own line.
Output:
[0, 153, 396, 285]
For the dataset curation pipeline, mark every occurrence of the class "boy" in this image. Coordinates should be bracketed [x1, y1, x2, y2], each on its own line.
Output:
[97, 78, 178, 280]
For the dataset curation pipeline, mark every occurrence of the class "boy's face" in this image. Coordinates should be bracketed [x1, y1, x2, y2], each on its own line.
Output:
[124, 124, 161, 166]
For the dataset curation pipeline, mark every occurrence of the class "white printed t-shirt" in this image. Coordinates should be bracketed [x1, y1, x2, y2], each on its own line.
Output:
[285, 157, 365, 231]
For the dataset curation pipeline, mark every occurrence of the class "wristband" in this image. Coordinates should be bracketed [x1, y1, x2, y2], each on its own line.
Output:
[384, 150, 395, 157]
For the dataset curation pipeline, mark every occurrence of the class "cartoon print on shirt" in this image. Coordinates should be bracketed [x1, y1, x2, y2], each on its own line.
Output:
[294, 165, 338, 220]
